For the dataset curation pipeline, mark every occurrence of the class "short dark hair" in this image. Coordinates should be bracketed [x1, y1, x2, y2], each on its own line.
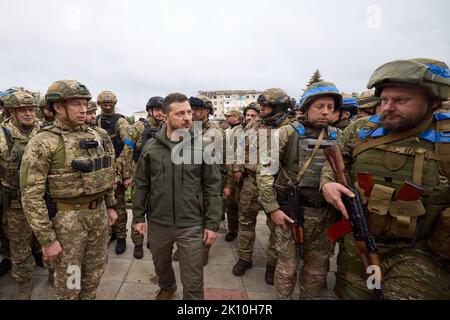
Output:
[163, 93, 188, 114]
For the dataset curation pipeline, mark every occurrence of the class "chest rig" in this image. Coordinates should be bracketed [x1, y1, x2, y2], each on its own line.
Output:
[351, 112, 450, 243]
[47, 126, 115, 200]
[280, 122, 337, 189]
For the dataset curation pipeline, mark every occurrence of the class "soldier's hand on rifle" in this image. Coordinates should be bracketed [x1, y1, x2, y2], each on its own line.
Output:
[322, 182, 355, 219]
[107, 208, 118, 226]
[233, 171, 243, 184]
[203, 229, 218, 246]
[133, 223, 147, 236]
[270, 209, 294, 230]
[42, 240, 62, 262]
[223, 187, 232, 199]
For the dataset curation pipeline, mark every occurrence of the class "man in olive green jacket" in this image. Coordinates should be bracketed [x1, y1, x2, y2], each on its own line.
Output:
[132, 93, 222, 300]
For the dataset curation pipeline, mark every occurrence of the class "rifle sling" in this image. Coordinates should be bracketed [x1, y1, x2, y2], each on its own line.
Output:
[296, 128, 325, 183]
[352, 116, 434, 158]
[279, 128, 325, 185]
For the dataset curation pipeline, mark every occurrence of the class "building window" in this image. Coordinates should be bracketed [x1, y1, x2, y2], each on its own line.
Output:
[246, 95, 250, 98]
[214, 101, 217, 105]
[225, 95, 231, 99]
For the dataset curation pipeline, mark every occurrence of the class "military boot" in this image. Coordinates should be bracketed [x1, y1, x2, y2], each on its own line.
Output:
[232, 259, 252, 276]
[133, 244, 144, 259]
[155, 288, 177, 300]
[16, 280, 33, 300]
[0, 258, 11, 277]
[115, 238, 126, 254]
[265, 263, 276, 285]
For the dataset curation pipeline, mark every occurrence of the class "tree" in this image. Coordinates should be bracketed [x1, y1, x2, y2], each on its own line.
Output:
[306, 70, 323, 88]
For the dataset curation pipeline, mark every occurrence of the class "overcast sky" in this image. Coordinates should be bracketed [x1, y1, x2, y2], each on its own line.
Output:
[1, 0, 449, 114]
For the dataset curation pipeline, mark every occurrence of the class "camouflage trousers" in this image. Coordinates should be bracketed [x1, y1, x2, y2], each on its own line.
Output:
[223, 181, 240, 235]
[0, 208, 10, 258]
[6, 207, 36, 282]
[112, 184, 128, 240]
[130, 185, 144, 245]
[52, 200, 109, 300]
[274, 207, 335, 300]
[335, 235, 450, 300]
[237, 172, 277, 266]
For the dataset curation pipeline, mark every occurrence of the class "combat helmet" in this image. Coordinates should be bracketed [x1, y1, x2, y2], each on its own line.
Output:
[367, 58, 450, 101]
[45, 80, 92, 112]
[257, 88, 291, 115]
[300, 82, 342, 112]
[3, 90, 38, 109]
[146, 96, 164, 111]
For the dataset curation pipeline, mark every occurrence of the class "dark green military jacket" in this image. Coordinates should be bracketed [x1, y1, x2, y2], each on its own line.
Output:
[132, 126, 223, 231]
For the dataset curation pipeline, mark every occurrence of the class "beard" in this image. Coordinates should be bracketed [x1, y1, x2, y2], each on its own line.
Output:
[381, 111, 428, 132]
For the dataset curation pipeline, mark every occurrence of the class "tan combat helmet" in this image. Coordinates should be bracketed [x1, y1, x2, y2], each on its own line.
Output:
[97, 90, 118, 104]
[3, 90, 38, 110]
[368, 58, 450, 101]
[45, 80, 92, 112]
[224, 108, 243, 119]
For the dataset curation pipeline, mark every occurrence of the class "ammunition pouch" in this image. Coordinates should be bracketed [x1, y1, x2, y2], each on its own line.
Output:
[428, 208, 450, 259]
[365, 184, 426, 239]
[49, 156, 114, 199]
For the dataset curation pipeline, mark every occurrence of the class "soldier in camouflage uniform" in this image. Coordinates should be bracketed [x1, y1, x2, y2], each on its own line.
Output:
[85, 101, 98, 127]
[96, 90, 135, 254]
[243, 102, 260, 127]
[39, 97, 55, 128]
[232, 89, 291, 285]
[222, 109, 244, 242]
[0, 91, 41, 299]
[257, 82, 342, 299]
[331, 93, 358, 130]
[0, 95, 12, 278]
[321, 58, 450, 300]
[0, 98, 5, 124]
[20, 80, 118, 300]
[357, 89, 381, 119]
[130, 96, 164, 258]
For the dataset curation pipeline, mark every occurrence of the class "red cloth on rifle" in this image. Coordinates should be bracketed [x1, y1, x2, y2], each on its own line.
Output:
[327, 219, 352, 242]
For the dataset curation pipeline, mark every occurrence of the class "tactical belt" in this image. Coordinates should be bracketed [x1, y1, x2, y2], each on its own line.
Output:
[56, 198, 103, 211]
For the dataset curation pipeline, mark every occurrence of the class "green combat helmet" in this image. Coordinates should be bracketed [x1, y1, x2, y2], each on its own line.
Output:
[358, 89, 381, 109]
[87, 100, 98, 113]
[3, 90, 38, 109]
[243, 102, 260, 115]
[197, 95, 214, 115]
[257, 88, 291, 115]
[300, 81, 342, 112]
[368, 58, 450, 101]
[45, 80, 92, 113]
